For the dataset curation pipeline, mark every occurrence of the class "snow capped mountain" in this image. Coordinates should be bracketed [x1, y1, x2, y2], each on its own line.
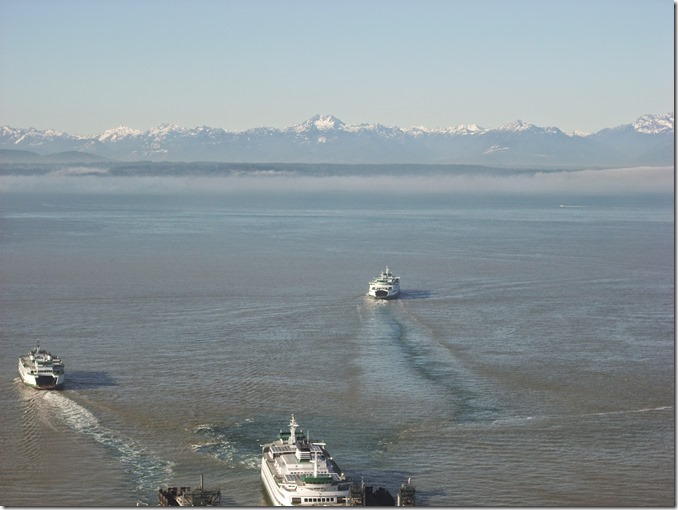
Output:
[290, 114, 346, 133]
[1, 126, 77, 146]
[632, 112, 674, 134]
[495, 120, 564, 136]
[449, 124, 485, 135]
[98, 126, 143, 142]
[496, 120, 536, 132]
[403, 124, 487, 136]
[0, 113, 673, 167]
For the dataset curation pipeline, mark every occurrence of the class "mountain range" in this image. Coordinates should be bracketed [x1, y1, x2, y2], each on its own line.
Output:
[0, 113, 673, 167]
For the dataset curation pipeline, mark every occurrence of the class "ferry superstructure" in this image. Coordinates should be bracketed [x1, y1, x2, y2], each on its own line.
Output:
[18, 343, 65, 389]
[368, 266, 401, 299]
[261, 415, 353, 506]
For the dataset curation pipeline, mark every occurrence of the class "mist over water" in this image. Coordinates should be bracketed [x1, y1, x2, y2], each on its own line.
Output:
[0, 163, 672, 195]
[0, 165, 673, 506]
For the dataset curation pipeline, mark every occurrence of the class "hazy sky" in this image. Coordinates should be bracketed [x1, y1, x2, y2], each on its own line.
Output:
[0, 0, 673, 135]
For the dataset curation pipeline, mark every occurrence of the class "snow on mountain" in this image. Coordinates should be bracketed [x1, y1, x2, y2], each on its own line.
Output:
[496, 120, 535, 132]
[632, 112, 674, 134]
[289, 114, 346, 133]
[404, 124, 487, 136]
[0, 113, 673, 167]
[147, 123, 185, 137]
[98, 126, 143, 142]
[483, 144, 509, 154]
[450, 123, 485, 135]
[495, 120, 564, 135]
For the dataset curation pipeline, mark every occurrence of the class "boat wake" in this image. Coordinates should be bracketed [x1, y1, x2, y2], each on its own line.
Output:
[16, 381, 51, 469]
[191, 420, 260, 470]
[489, 406, 674, 427]
[36, 391, 174, 496]
[355, 298, 498, 425]
[585, 406, 673, 417]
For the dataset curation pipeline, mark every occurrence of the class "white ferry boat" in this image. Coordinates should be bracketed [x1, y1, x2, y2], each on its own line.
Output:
[18, 343, 65, 389]
[368, 266, 401, 299]
[261, 415, 353, 506]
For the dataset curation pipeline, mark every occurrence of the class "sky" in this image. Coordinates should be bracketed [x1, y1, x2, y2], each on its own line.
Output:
[0, 0, 673, 136]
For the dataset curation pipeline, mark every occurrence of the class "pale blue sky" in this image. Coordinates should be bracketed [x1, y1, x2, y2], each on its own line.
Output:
[0, 0, 673, 135]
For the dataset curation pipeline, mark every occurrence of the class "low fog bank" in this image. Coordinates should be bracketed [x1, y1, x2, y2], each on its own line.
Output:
[0, 164, 672, 196]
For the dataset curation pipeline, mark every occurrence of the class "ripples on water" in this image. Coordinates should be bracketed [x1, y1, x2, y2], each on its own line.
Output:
[0, 191, 673, 506]
[13, 381, 173, 503]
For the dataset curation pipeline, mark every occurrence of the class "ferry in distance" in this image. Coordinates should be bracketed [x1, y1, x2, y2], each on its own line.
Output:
[368, 266, 401, 299]
[18, 343, 65, 389]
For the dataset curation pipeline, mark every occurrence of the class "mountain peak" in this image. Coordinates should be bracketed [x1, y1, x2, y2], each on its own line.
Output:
[449, 123, 486, 135]
[496, 120, 565, 136]
[149, 123, 184, 135]
[294, 114, 346, 132]
[632, 112, 674, 134]
[496, 120, 536, 132]
[98, 126, 142, 142]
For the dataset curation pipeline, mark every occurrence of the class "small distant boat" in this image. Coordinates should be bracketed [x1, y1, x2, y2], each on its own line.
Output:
[261, 415, 353, 506]
[18, 343, 65, 389]
[368, 266, 401, 299]
[158, 475, 221, 506]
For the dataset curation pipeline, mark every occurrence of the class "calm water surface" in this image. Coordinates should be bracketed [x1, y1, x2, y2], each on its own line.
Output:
[0, 188, 673, 506]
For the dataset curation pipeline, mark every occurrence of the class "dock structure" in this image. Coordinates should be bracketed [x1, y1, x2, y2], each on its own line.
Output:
[397, 478, 416, 506]
[348, 479, 415, 506]
[158, 475, 221, 506]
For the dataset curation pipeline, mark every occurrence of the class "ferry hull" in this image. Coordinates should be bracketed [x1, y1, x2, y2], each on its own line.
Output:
[260, 457, 287, 506]
[368, 266, 401, 300]
[368, 288, 400, 299]
[261, 455, 351, 506]
[18, 360, 65, 390]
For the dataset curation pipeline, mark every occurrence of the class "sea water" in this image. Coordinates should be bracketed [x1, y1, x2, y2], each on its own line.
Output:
[0, 178, 673, 506]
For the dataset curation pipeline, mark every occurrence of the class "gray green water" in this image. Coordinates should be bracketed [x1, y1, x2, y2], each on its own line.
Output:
[0, 184, 673, 506]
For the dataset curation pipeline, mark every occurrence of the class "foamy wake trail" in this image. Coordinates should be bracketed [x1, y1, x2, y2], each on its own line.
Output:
[490, 406, 673, 426]
[587, 406, 673, 416]
[41, 392, 174, 494]
[191, 421, 260, 470]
